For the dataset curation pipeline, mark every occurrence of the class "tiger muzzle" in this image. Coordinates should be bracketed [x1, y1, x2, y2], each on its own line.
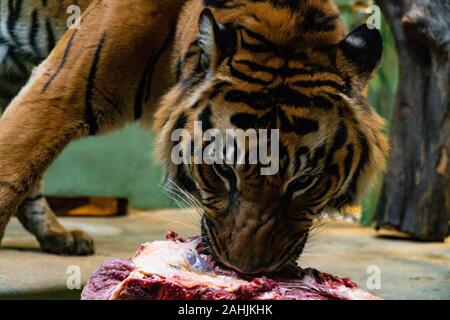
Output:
[203, 211, 307, 275]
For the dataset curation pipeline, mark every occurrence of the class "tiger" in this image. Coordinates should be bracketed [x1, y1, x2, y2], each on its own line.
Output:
[0, 0, 388, 274]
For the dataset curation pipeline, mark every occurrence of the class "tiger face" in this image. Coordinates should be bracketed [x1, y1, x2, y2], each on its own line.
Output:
[154, 0, 388, 274]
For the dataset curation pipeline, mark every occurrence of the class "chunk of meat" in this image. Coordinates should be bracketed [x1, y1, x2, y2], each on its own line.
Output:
[81, 231, 381, 300]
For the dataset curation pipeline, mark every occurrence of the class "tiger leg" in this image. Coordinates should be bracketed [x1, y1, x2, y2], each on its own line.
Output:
[0, 42, 92, 254]
[0, 7, 95, 253]
[16, 178, 94, 255]
[0, 74, 93, 247]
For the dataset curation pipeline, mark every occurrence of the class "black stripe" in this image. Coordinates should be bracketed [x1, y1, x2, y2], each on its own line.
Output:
[301, 7, 338, 33]
[198, 105, 213, 131]
[270, 86, 325, 109]
[173, 112, 187, 131]
[29, 9, 41, 58]
[7, 0, 23, 45]
[329, 143, 355, 200]
[230, 113, 258, 130]
[203, 0, 238, 9]
[42, 1, 102, 93]
[240, 39, 273, 53]
[225, 89, 272, 110]
[327, 163, 339, 177]
[134, 58, 154, 120]
[174, 167, 197, 193]
[241, 28, 275, 48]
[311, 95, 334, 110]
[213, 164, 237, 193]
[277, 109, 319, 135]
[343, 143, 355, 179]
[134, 32, 172, 120]
[177, 40, 200, 81]
[292, 79, 344, 92]
[208, 81, 230, 100]
[225, 85, 336, 111]
[45, 18, 56, 54]
[170, 112, 188, 148]
[175, 58, 182, 82]
[302, 144, 326, 173]
[202, 202, 220, 211]
[233, 59, 278, 75]
[228, 59, 272, 85]
[311, 177, 332, 202]
[183, 42, 200, 61]
[291, 116, 319, 135]
[85, 33, 107, 135]
[195, 164, 216, 193]
[248, 0, 303, 11]
[286, 176, 315, 197]
[294, 146, 309, 174]
[347, 131, 370, 197]
[42, 30, 78, 92]
[238, 27, 276, 54]
[324, 121, 348, 167]
[313, 14, 340, 33]
[146, 33, 173, 102]
[309, 145, 326, 167]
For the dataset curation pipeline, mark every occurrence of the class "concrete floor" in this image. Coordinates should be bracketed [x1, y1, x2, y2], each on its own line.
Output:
[0, 209, 449, 300]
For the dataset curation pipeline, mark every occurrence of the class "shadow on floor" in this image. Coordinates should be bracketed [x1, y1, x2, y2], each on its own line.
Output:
[2, 290, 81, 300]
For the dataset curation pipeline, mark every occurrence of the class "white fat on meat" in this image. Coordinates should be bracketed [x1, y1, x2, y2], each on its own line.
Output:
[126, 240, 248, 290]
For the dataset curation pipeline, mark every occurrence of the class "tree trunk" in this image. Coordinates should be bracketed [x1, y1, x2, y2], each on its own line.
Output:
[375, 0, 450, 241]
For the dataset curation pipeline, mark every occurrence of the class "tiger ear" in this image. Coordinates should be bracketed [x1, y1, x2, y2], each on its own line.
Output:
[336, 24, 383, 86]
[198, 8, 235, 70]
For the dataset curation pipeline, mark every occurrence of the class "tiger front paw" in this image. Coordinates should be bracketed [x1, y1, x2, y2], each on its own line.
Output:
[39, 230, 95, 256]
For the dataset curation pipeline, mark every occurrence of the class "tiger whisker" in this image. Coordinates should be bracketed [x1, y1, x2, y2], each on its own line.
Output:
[163, 220, 198, 232]
[163, 183, 197, 211]
[165, 179, 201, 208]
[165, 179, 204, 223]
[168, 179, 203, 214]
[164, 187, 191, 210]
[162, 187, 202, 228]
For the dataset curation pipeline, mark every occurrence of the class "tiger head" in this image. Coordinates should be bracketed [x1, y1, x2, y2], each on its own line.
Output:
[154, 0, 388, 274]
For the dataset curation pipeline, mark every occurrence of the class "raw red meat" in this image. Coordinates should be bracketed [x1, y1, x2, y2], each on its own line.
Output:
[81, 231, 381, 300]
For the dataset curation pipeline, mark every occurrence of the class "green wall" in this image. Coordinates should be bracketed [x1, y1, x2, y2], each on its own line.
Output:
[45, 125, 172, 209]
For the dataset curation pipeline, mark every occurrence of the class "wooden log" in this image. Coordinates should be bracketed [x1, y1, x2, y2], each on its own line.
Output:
[375, 0, 450, 241]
